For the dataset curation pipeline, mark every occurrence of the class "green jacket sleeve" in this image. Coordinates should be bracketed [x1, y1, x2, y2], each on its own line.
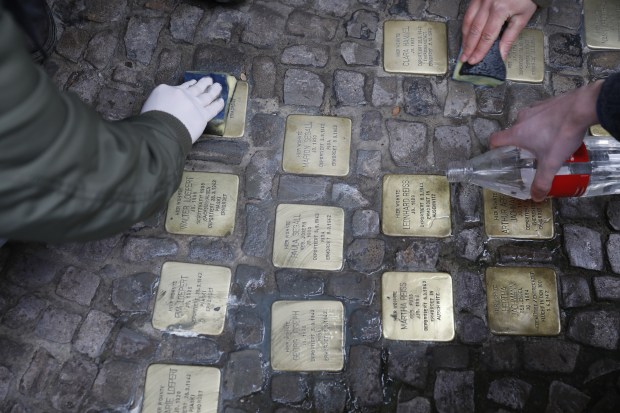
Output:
[0, 4, 192, 243]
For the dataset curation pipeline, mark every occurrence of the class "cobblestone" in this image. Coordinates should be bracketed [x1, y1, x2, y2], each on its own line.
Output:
[85, 30, 119, 70]
[567, 310, 620, 350]
[396, 240, 440, 271]
[560, 275, 592, 308]
[546, 380, 590, 413]
[352, 209, 380, 237]
[434, 370, 475, 413]
[482, 341, 520, 372]
[523, 341, 580, 373]
[113, 327, 158, 359]
[271, 373, 306, 404]
[121, 236, 178, 262]
[222, 350, 264, 399]
[388, 345, 428, 389]
[233, 310, 264, 347]
[387, 119, 427, 168]
[111, 272, 157, 312]
[346, 238, 385, 273]
[35, 307, 82, 344]
[252, 56, 277, 98]
[487, 377, 532, 410]
[564, 224, 604, 271]
[276, 270, 324, 297]
[334, 70, 367, 106]
[50, 357, 98, 412]
[278, 175, 329, 201]
[74, 310, 116, 358]
[19, 349, 58, 397]
[403, 78, 441, 116]
[125, 16, 166, 65]
[313, 381, 347, 413]
[348, 345, 382, 406]
[349, 308, 381, 342]
[0, 366, 10, 401]
[170, 3, 203, 43]
[434, 125, 472, 171]
[92, 359, 140, 406]
[346, 10, 379, 40]
[56, 266, 100, 306]
[549, 33, 583, 69]
[2, 295, 47, 330]
[372, 77, 399, 107]
[283, 69, 324, 106]
[593, 275, 620, 301]
[444, 81, 476, 118]
[286, 10, 338, 41]
[341, 41, 380, 66]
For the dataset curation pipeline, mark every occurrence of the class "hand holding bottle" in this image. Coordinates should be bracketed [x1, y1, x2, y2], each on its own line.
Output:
[460, 0, 537, 64]
[489, 81, 603, 201]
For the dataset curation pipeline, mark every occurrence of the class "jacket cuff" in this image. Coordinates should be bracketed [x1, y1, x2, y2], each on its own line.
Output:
[596, 73, 620, 140]
[532, 0, 551, 7]
[139, 111, 193, 155]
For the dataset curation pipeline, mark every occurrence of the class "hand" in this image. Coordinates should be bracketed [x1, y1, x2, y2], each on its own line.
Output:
[461, 0, 537, 64]
[490, 81, 603, 201]
[141, 77, 225, 143]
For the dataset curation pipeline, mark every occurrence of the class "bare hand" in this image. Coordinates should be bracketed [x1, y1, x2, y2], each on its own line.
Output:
[489, 81, 603, 201]
[461, 0, 537, 64]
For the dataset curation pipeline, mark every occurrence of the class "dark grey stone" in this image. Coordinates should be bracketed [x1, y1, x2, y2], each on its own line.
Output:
[155, 48, 182, 85]
[222, 350, 264, 398]
[397, 397, 431, 413]
[497, 245, 554, 264]
[67, 70, 103, 105]
[346, 10, 379, 40]
[47, 236, 121, 264]
[271, 374, 306, 404]
[456, 227, 484, 262]
[190, 139, 249, 164]
[247, 151, 279, 200]
[457, 313, 488, 344]
[608, 199, 620, 230]
[564, 224, 603, 271]
[196, 8, 245, 43]
[96, 87, 138, 121]
[588, 52, 620, 77]
[523, 341, 580, 373]
[125, 16, 166, 65]
[593, 276, 620, 301]
[327, 273, 373, 303]
[477, 83, 506, 115]
[386, 119, 427, 168]
[314, 0, 351, 17]
[243, 203, 272, 258]
[162, 336, 220, 364]
[232, 265, 267, 306]
[50, 357, 98, 412]
[35, 307, 82, 344]
[585, 358, 620, 383]
[85, 30, 119, 69]
[278, 175, 329, 201]
[56, 266, 100, 306]
[112, 272, 157, 312]
[334, 70, 367, 106]
[74, 310, 116, 358]
[276, 270, 324, 297]
[352, 209, 380, 237]
[559, 197, 606, 220]
[332, 184, 370, 209]
[2, 295, 47, 330]
[188, 239, 235, 264]
[83, 0, 127, 22]
[252, 56, 277, 98]
[403, 78, 441, 116]
[19, 348, 58, 397]
[453, 270, 486, 319]
[251, 114, 285, 147]
[6, 254, 60, 289]
[548, 0, 582, 29]
[284, 69, 325, 106]
[507, 84, 550, 123]
[350, 308, 381, 343]
[551, 74, 584, 96]
[286, 10, 338, 41]
[356, 150, 382, 178]
[360, 110, 384, 141]
[0, 365, 11, 401]
[56, 27, 90, 62]
[234, 310, 264, 347]
[281, 45, 329, 67]
[242, 3, 289, 48]
[434, 125, 472, 171]
[121, 237, 178, 262]
[193, 45, 246, 78]
[444, 81, 476, 118]
[395, 240, 440, 272]
[561, 275, 591, 308]
[487, 377, 532, 410]
[428, 0, 459, 19]
[0, 338, 31, 370]
[112, 66, 141, 87]
[92, 359, 140, 406]
[113, 327, 158, 359]
[472, 118, 501, 149]
[347, 239, 385, 273]
[607, 233, 620, 273]
[341, 42, 380, 66]
[372, 77, 399, 107]
[545, 380, 590, 413]
[567, 310, 620, 350]
[434, 370, 475, 413]
[313, 381, 347, 413]
[170, 3, 203, 42]
[482, 341, 520, 371]
[348, 345, 383, 406]
[549, 33, 583, 69]
[388, 345, 428, 389]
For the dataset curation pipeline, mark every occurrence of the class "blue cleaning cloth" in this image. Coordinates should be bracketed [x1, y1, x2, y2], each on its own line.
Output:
[183, 72, 231, 124]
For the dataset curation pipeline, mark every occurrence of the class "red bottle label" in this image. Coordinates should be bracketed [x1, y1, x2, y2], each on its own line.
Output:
[548, 143, 591, 197]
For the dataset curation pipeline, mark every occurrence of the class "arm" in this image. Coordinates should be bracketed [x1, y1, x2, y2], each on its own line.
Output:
[460, 0, 541, 64]
[0, 5, 221, 242]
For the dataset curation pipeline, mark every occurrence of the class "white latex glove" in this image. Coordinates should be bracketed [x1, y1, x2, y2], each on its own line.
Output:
[141, 77, 225, 143]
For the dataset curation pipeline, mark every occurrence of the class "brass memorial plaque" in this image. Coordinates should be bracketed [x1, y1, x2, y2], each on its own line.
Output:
[273, 204, 344, 270]
[486, 267, 561, 336]
[585, 0, 620, 49]
[143, 364, 220, 413]
[271, 300, 344, 371]
[382, 272, 455, 341]
[153, 262, 231, 335]
[383, 20, 448, 75]
[382, 175, 451, 237]
[166, 172, 239, 236]
[590, 124, 611, 136]
[223, 81, 249, 138]
[506, 28, 545, 83]
[282, 115, 352, 177]
[483, 190, 554, 239]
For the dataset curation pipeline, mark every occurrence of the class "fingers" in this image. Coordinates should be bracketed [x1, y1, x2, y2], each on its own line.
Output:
[187, 76, 214, 96]
[466, 14, 506, 64]
[498, 16, 528, 60]
[489, 128, 516, 149]
[179, 79, 198, 89]
[203, 98, 225, 120]
[531, 161, 561, 202]
[462, 0, 482, 39]
[197, 83, 223, 106]
[461, 4, 490, 63]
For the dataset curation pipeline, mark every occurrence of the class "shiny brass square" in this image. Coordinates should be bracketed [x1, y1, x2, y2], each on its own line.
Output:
[486, 267, 561, 336]
[382, 175, 451, 237]
[483, 190, 554, 239]
[143, 364, 220, 413]
[382, 272, 455, 341]
[153, 262, 231, 336]
[282, 115, 352, 177]
[506, 28, 545, 83]
[223, 81, 249, 138]
[272, 204, 344, 271]
[590, 124, 611, 136]
[165, 172, 239, 236]
[383, 20, 448, 74]
[585, 0, 620, 49]
[271, 300, 344, 371]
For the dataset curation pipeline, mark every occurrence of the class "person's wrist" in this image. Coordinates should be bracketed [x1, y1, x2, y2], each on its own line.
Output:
[571, 80, 603, 129]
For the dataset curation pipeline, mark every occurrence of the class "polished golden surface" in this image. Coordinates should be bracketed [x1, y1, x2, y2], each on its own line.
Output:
[382, 272, 455, 341]
[272, 204, 344, 270]
[282, 115, 352, 176]
[143, 364, 220, 413]
[486, 267, 561, 336]
[506, 28, 545, 83]
[590, 124, 611, 136]
[166, 172, 239, 236]
[152, 262, 231, 335]
[271, 300, 344, 371]
[483, 190, 554, 239]
[383, 20, 448, 74]
[382, 175, 451, 237]
[585, 0, 620, 49]
[223, 81, 249, 138]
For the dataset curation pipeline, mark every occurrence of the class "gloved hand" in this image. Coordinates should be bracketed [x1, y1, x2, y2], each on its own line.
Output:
[141, 77, 225, 143]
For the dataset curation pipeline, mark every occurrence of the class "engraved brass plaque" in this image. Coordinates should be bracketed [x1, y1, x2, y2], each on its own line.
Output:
[282, 115, 352, 177]
[383, 20, 448, 74]
[382, 272, 455, 341]
[166, 172, 239, 236]
[272, 204, 344, 270]
[483, 190, 554, 239]
[486, 267, 560, 336]
[271, 300, 344, 371]
[223, 81, 249, 138]
[153, 262, 231, 335]
[506, 28, 545, 83]
[143, 364, 220, 413]
[382, 175, 451, 237]
[590, 124, 611, 136]
[585, 0, 620, 49]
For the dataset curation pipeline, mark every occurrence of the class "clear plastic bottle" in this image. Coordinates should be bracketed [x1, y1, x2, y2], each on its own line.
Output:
[446, 137, 620, 199]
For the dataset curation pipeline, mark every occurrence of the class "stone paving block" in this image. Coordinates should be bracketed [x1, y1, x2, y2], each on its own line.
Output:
[232, 265, 267, 306]
[74, 310, 116, 358]
[559, 197, 605, 220]
[548, 0, 582, 29]
[482, 341, 521, 372]
[286, 10, 338, 41]
[560, 275, 591, 308]
[190, 139, 249, 164]
[159, 336, 220, 364]
[567, 310, 620, 350]
[523, 341, 580, 373]
[188, 239, 234, 264]
[507, 84, 549, 123]
[327, 273, 373, 303]
[121, 236, 178, 262]
[434, 125, 472, 171]
[476, 83, 506, 115]
[18, 348, 58, 397]
[473, 117, 501, 149]
[50, 357, 98, 412]
[313, 381, 347, 413]
[549, 33, 583, 69]
[281, 45, 329, 67]
[125, 16, 166, 65]
[428, 0, 459, 19]
[92, 359, 140, 406]
[56, 27, 90, 63]
[332, 184, 370, 209]
[454, 184, 482, 224]
[56, 266, 100, 306]
[233, 310, 264, 347]
[608, 199, 620, 230]
[356, 150, 382, 179]
[113, 327, 158, 359]
[47, 236, 122, 264]
[395, 240, 440, 272]
[0, 338, 32, 371]
[372, 77, 399, 107]
[551, 73, 584, 96]
[284, 68, 325, 106]
[593, 276, 620, 301]
[456, 227, 484, 262]
[347, 239, 385, 273]
[403, 78, 441, 116]
[348, 345, 383, 406]
[564, 224, 603, 271]
[588, 52, 620, 77]
[275, 270, 324, 297]
[112, 66, 141, 88]
[85, 30, 119, 69]
[2, 295, 47, 331]
[607, 233, 620, 273]
[349, 308, 381, 343]
[251, 114, 285, 147]
[388, 345, 428, 389]
[497, 245, 554, 264]
[96, 87, 138, 121]
[347, 10, 379, 40]
[444, 80, 476, 118]
[352, 209, 380, 237]
[246, 151, 278, 200]
[111, 272, 157, 312]
[585, 358, 620, 382]
[387, 119, 427, 168]
[397, 397, 431, 413]
[314, 0, 352, 17]
[155, 48, 182, 84]
[196, 8, 244, 43]
[222, 350, 264, 399]
[243, 3, 290, 48]
[360, 110, 383, 141]
[0, 365, 11, 401]
[341, 41, 379, 66]
[453, 270, 486, 319]
[83, 0, 127, 22]
[251, 56, 277, 99]
[456, 313, 488, 344]
[487, 377, 532, 410]
[242, 203, 272, 258]
[545, 380, 590, 413]
[434, 370, 475, 413]
[278, 175, 329, 201]
[6, 254, 60, 289]
[193, 45, 246, 78]
[170, 3, 203, 42]
[35, 307, 82, 344]
[271, 373, 306, 404]
[334, 70, 367, 106]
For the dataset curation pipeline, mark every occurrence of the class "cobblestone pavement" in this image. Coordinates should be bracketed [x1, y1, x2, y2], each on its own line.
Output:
[1, 0, 620, 412]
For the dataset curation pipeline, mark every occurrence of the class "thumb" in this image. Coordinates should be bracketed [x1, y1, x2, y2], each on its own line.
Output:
[489, 128, 517, 149]
[531, 160, 561, 202]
